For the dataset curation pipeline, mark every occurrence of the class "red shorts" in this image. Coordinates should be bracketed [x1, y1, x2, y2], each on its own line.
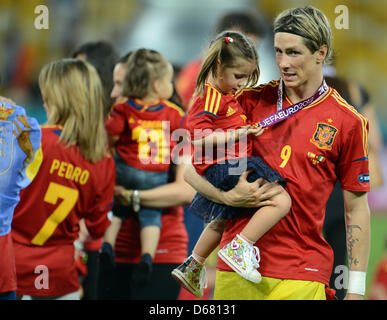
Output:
[0, 233, 17, 293]
[13, 241, 79, 297]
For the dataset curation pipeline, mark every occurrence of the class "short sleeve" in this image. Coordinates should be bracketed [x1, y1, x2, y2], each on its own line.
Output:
[337, 116, 370, 192]
[236, 88, 264, 122]
[186, 87, 231, 140]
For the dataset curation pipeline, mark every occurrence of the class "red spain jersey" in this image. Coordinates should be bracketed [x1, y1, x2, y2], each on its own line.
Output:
[115, 206, 188, 264]
[186, 84, 251, 175]
[217, 80, 370, 286]
[12, 125, 115, 297]
[105, 98, 185, 172]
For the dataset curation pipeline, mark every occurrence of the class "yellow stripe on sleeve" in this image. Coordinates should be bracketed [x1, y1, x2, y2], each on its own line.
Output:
[213, 91, 222, 115]
[333, 92, 367, 154]
[208, 89, 217, 113]
[204, 86, 212, 112]
[332, 91, 369, 156]
[234, 82, 274, 99]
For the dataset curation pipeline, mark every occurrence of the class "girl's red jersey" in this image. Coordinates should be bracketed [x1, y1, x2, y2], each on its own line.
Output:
[186, 84, 251, 175]
[12, 125, 115, 296]
[105, 99, 184, 172]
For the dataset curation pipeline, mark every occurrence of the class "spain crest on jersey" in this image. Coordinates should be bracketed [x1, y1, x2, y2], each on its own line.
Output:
[310, 123, 338, 150]
[0, 120, 14, 175]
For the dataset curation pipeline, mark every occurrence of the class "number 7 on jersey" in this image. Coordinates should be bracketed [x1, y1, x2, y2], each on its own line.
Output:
[31, 182, 79, 246]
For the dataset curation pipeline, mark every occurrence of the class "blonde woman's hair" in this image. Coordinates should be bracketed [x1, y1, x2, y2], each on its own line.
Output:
[123, 48, 170, 99]
[273, 6, 334, 64]
[39, 58, 107, 163]
[195, 30, 260, 97]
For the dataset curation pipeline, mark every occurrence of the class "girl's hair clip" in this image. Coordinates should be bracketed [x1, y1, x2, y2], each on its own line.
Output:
[224, 37, 234, 44]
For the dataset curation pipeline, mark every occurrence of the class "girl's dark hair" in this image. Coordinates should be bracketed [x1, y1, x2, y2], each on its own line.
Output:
[122, 48, 169, 99]
[195, 30, 259, 96]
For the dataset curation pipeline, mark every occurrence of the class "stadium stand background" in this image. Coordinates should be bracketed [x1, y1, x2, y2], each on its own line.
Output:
[0, 0, 386, 298]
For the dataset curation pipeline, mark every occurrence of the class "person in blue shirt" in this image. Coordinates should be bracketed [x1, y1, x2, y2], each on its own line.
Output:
[0, 98, 41, 300]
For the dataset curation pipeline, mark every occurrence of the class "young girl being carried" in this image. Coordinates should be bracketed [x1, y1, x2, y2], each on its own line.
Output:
[171, 31, 291, 298]
[103, 49, 184, 285]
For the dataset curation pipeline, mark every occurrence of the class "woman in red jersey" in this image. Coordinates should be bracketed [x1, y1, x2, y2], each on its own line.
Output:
[71, 40, 119, 300]
[97, 52, 195, 300]
[12, 59, 115, 300]
[102, 48, 188, 286]
[184, 6, 371, 300]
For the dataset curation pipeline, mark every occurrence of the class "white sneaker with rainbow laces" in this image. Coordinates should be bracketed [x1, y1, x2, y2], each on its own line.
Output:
[218, 234, 262, 283]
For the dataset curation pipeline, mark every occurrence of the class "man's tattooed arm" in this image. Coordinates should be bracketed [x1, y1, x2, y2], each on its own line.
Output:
[343, 191, 370, 272]
[346, 224, 362, 268]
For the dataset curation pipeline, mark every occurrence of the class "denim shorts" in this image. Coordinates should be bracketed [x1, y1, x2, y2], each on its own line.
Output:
[189, 157, 286, 223]
[113, 153, 168, 228]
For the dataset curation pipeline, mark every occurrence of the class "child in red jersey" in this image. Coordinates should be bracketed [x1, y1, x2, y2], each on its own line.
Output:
[12, 59, 115, 299]
[103, 48, 184, 285]
[171, 31, 291, 298]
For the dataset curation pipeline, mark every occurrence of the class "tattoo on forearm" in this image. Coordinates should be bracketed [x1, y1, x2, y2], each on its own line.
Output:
[346, 225, 362, 267]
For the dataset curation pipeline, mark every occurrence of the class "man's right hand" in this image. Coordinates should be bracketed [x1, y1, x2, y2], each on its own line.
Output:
[222, 170, 284, 208]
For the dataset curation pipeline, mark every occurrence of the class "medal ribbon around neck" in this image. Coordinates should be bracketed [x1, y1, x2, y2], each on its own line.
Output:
[255, 78, 328, 128]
